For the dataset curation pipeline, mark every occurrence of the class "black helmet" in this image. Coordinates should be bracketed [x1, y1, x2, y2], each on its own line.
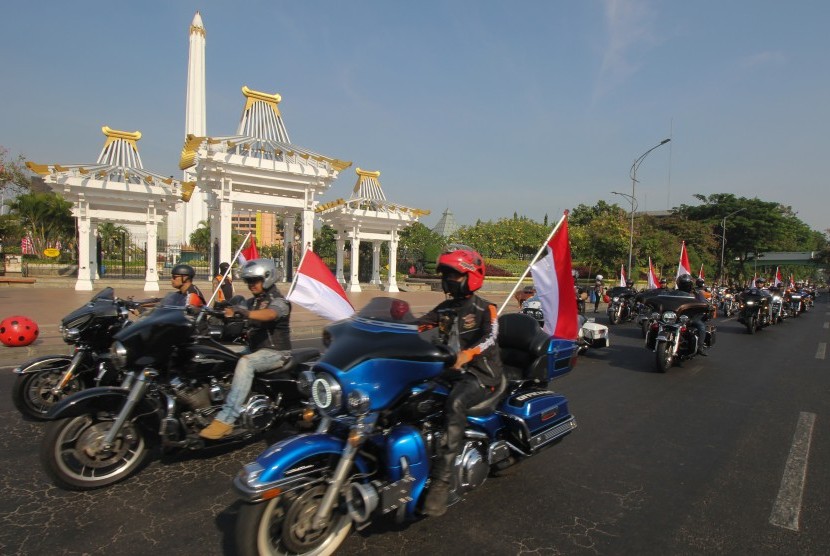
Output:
[676, 273, 694, 293]
[755, 277, 767, 286]
[625, 280, 634, 288]
[171, 264, 196, 279]
[695, 278, 705, 288]
[218, 262, 230, 273]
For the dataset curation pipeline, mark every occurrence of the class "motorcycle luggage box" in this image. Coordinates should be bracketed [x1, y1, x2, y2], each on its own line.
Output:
[498, 314, 577, 382]
[581, 322, 609, 348]
[500, 389, 576, 451]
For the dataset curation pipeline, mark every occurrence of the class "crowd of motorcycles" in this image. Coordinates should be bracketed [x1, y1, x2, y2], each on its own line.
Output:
[10, 287, 585, 556]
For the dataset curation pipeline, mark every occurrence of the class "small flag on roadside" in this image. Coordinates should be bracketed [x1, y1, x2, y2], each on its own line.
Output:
[287, 250, 355, 321]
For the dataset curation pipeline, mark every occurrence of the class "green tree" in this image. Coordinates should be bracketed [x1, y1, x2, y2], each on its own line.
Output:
[399, 222, 445, 266]
[189, 220, 211, 252]
[7, 191, 74, 256]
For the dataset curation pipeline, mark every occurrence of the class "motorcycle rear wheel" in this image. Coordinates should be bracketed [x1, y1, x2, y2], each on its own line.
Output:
[237, 482, 352, 556]
[12, 361, 86, 420]
[40, 413, 149, 490]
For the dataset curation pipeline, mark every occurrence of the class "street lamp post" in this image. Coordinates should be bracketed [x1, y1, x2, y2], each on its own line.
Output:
[623, 138, 671, 276]
[718, 208, 746, 285]
[611, 191, 638, 276]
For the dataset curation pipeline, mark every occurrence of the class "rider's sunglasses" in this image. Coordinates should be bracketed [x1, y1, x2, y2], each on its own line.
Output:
[243, 278, 263, 286]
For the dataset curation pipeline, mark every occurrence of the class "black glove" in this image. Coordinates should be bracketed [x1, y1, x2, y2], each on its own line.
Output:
[233, 306, 250, 318]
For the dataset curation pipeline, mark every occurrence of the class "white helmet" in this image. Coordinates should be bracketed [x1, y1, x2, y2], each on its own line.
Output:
[240, 258, 277, 289]
[596, 274, 603, 281]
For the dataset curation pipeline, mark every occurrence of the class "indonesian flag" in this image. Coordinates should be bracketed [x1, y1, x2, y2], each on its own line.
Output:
[287, 250, 355, 321]
[618, 265, 627, 287]
[238, 236, 260, 264]
[676, 241, 691, 279]
[750, 273, 757, 288]
[647, 257, 660, 289]
[698, 264, 705, 281]
[789, 274, 795, 289]
[774, 267, 783, 287]
[529, 215, 579, 339]
[21, 235, 35, 255]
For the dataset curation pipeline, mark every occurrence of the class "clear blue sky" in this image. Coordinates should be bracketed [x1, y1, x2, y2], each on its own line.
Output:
[2, 1, 828, 233]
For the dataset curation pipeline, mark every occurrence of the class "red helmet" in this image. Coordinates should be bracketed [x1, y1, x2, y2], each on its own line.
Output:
[436, 245, 485, 294]
[0, 315, 39, 347]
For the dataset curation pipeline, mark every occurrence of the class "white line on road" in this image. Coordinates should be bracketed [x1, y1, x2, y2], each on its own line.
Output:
[817, 343, 827, 360]
[769, 412, 817, 531]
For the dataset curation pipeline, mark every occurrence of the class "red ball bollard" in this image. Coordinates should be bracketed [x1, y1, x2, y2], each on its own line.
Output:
[0, 315, 40, 347]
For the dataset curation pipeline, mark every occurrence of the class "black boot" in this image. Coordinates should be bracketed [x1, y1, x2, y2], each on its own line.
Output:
[422, 479, 450, 517]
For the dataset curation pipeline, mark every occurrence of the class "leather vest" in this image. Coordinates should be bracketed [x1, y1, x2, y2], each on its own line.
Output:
[247, 287, 291, 351]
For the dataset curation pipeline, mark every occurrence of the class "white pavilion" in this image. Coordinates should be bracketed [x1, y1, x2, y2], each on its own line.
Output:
[27, 127, 183, 291]
[317, 168, 429, 292]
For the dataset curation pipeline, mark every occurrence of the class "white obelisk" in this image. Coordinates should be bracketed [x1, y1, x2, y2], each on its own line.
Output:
[168, 12, 208, 246]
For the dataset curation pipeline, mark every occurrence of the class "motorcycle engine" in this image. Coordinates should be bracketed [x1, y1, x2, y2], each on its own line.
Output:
[240, 394, 277, 431]
[454, 440, 489, 494]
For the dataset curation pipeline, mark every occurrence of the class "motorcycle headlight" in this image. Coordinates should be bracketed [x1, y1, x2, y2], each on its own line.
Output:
[110, 341, 128, 369]
[311, 373, 343, 414]
[746, 301, 755, 305]
[347, 389, 371, 416]
[612, 296, 620, 302]
[661, 311, 678, 324]
[60, 325, 81, 344]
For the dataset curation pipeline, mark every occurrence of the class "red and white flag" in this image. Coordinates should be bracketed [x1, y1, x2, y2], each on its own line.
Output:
[647, 257, 660, 289]
[750, 273, 757, 288]
[789, 274, 795, 289]
[530, 214, 579, 339]
[238, 236, 260, 264]
[676, 241, 691, 279]
[287, 250, 355, 321]
[21, 235, 35, 255]
[698, 264, 705, 281]
[618, 265, 627, 287]
[774, 267, 783, 287]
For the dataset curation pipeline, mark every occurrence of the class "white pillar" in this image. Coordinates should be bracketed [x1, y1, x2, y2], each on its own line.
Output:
[301, 209, 315, 252]
[75, 211, 93, 291]
[91, 224, 100, 281]
[348, 232, 361, 292]
[219, 200, 232, 266]
[387, 232, 400, 293]
[144, 211, 160, 291]
[335, 235, 345, 285]
[370, 241, 381, 285]
[283, 215, 296, 282]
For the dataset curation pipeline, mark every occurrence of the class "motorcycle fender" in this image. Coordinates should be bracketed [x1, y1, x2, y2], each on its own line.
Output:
[252, 433, 371, 485]
[13, 355, 73, 375]
[45, 386, 159, 425]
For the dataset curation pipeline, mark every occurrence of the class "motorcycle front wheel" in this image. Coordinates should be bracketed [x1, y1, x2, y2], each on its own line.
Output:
[237, 482, 352, 556]
[40, 413, 150, 490]
[655, 341, 673, 373]
[746, 316, 756, 334]
[12, 360, 86, 420]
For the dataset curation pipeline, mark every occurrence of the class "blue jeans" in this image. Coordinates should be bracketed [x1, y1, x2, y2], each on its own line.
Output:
[215, 348, 290, 424]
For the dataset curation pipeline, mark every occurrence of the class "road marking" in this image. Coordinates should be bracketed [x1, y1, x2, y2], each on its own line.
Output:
[769, 412, 817, 531]
[817, 343, 827, 360]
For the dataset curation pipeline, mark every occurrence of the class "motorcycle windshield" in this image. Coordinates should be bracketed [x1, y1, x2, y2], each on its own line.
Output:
[90, 287, 115, 302]
[112, 293, 191, 368]
[316, 298, 449, 409]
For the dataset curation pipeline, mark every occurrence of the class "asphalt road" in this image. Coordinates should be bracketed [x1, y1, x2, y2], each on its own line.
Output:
[0, 297, 828, 555]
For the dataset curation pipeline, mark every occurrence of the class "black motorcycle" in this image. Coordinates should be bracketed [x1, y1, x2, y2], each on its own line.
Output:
[39, 293, 319, 490]
[11, 288, 156, 420]
[606, 287, 637, 325]
[737, 288, 772, 334]
[644, 293, 716, 373]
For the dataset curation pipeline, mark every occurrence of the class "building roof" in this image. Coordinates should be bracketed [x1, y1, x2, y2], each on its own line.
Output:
[432, 208, 459, 237]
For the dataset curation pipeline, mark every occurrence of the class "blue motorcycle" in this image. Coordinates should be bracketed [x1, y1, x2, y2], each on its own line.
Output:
[234, 297, 578, 555]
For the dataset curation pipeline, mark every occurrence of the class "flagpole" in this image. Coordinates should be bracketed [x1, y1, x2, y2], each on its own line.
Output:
[206, 232, 251, 307]
[497, 211, 568, 316]
[286, 245, 311, 299]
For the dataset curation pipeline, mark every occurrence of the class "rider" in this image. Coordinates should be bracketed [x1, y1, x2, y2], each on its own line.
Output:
[170, 263, 206, 308]
[417, 246, 503, 517]
[677, 273, 710, 356]
[199, 258, 292, 440]
[212, 262, 234, 306]
[592, 274, 605, 313]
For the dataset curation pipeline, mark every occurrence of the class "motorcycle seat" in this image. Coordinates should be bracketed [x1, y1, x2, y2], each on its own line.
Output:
[259, 348, 320, 379]
[466, 374, 508, 417]
[497, 313, 553, 383]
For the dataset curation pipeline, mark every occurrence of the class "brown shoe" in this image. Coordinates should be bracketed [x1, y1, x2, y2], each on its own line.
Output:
[199, 419, 234, 440]
[422, 480, 449, 517]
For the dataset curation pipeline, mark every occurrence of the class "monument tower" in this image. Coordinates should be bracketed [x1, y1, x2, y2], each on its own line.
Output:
[168, 12, 208, 246]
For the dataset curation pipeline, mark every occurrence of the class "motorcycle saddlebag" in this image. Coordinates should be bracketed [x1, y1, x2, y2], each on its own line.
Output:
[581, 321, 609, 348]
[500, 389, 577, 453]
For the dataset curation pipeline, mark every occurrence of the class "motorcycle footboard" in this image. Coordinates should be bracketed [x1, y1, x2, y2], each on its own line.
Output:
[378, 475, 416, 515]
